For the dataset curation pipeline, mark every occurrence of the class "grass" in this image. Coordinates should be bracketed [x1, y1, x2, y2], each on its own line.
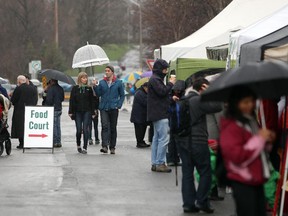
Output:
[66, 44, 131, 77]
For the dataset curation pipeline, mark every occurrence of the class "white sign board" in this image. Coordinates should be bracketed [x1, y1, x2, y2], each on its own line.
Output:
[24, 106, 54, 148]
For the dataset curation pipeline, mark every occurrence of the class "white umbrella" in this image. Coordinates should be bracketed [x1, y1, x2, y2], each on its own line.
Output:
[72, 42, 109, 69]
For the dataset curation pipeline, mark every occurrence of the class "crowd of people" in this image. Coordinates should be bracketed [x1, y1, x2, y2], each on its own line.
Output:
[0, 59, 283, 216]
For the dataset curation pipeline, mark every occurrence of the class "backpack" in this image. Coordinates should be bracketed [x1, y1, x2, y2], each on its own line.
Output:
[170, 96, 192, 137]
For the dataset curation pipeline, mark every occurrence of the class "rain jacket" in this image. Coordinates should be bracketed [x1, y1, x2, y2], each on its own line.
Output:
[94, 76, 125, 111]
[220, 118, 267, 185]
[130, 87, 148, 124]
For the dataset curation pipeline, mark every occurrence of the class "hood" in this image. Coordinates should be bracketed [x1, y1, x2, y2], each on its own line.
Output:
[152, 59, 169, 79]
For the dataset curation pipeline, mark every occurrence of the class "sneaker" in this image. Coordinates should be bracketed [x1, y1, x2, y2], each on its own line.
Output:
[82, 149, 87, 154]
[88, 139, 94, 145]
[110, 148, 115, 154]
[95, 139, 100, 145]
[151, 165, 156, 172]
[77, 146, 82, 153]
[100, 147, 108, 154]
[156, 164, 172, 173]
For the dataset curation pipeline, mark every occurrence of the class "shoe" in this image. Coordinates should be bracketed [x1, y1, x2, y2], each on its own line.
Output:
[100, 147, 108, 154]
[136, 142, 150, 148]
[110, 148, 115, 154]
[82, 149, 87, 154]
[88, 139, 94, 145]
[151, 165, 156, 172]
[95, 139, 100, 145]
[156, 164, 172, 173]
[195, 202, 214, 214]
[209, 196, 224, 201]
[77, 146, 82, 153]
[16, 145, 23, 149]
[54, 143, 62, 148]
[183, 207, 199, 213]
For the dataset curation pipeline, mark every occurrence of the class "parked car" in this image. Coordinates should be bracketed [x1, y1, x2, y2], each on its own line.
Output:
[58, 81, 73, 92]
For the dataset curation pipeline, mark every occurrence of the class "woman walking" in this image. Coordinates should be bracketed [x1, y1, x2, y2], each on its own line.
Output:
[220, 87, 275, 216]
[69, 72, 95, 154]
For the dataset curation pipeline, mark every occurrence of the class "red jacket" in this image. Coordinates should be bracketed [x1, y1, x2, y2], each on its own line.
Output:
[220, 118, 266, 185]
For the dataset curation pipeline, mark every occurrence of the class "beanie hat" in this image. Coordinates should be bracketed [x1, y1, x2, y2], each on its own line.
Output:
[106, 65, 115, 73]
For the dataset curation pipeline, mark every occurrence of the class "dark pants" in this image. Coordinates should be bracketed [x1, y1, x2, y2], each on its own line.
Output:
[100, 109, 119, 149]
[134, 123, 147, 145]
[75, 111, 92, 150]
[166, 134, 180, 163]
[89, 114, 99, 141]
[177, 137, 211, 209]
[231, 181, 266, 216]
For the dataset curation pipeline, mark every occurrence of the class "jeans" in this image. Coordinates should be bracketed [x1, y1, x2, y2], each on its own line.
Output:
[231, 181, 266, 216]
[89, 114, 99, 141]
[75, 111, 92, 150]
[151, 119, 170, 165]
[177, 137, 211, 208]
[53, 110, 62, 144]
[100, 109, 119, 149]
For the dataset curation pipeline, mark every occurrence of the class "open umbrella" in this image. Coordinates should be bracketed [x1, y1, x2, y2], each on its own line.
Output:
[123, 72, 141, 83]
[72, 43, 109, 69]
[141, 71, 152, 78]
[201, 61, 288, 102]
[135, 77, 149, 89]
[39, 69, 76, 85]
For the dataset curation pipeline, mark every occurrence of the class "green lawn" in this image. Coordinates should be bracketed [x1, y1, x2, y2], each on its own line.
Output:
[66, 44, 131, 76]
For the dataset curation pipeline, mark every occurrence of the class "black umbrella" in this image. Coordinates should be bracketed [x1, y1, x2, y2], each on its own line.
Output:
[39, 69, 76, 85]
[201, 60, 288, 102]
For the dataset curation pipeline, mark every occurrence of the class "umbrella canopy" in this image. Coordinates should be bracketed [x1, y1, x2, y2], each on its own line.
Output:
[40, 69, 76, 85]
[141, 71, 152, 78]
[72, 43, 109, 68]
[123, 72, 141, 83]
[201, 60, 288, 101]
[0, 77, 8, 84]
[135, 77, 149, 89]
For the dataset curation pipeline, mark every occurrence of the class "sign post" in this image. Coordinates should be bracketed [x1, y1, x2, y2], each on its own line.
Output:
[24, 106, 54, 153]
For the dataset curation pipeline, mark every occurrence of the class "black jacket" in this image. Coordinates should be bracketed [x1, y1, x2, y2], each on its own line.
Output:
[130, 87, 148, 124]
[68, 85, 95, 114]
[187, 90, 222, 145]
[11, 83, 38, 138]
[147, 71, 173, 122]
[45, 83, 64, 111]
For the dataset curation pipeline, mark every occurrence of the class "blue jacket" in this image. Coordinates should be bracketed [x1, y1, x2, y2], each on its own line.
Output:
[94, 77, 125, 111]
[45, 83, 64, 111]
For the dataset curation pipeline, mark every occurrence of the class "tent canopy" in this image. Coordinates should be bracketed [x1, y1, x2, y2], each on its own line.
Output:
[160, 0, 288, 61]
[230, 4, 288, 59]
[239, 26, 288, 65]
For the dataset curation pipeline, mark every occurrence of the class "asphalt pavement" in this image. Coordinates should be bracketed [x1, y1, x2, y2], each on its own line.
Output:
[0, 101, 235, 216]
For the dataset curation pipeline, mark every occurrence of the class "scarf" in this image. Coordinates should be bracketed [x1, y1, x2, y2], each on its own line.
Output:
[79, 85, 87, 93]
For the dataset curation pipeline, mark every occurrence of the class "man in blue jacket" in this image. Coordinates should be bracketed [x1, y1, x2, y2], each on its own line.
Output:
[94, 65, 125, 154]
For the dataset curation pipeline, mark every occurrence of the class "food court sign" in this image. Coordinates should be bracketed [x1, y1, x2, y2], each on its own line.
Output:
[24, 106, 54, 149]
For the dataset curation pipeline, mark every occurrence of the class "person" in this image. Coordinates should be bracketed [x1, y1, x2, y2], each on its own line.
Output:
[24, 74, 38, 105]
[94, 65, 125, 154]
[130, 82, 151, 148]
[220, 87, 275, 216]
[68, 72, 95, 154]
[11, 75, 38, 149]
[147, 59, 176, 173]
[175, 78, 222, 214]
[42, 80, 52, 106]
[89, 78, 100, 145]
[167, 80, 186, 166]
[44, 79, 64, 148]
[0, 84, 9, 98]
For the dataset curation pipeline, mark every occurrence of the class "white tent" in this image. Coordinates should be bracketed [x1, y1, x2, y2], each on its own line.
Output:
[160, 0, 288, 61]
[229, 4, 288, 60]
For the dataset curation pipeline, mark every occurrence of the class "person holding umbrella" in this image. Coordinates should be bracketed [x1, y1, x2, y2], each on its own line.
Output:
[94, 65, 125, 154]
[44, 79, 64, 148]
[69, 72, 95, 154]
[220, 87, 275, 216]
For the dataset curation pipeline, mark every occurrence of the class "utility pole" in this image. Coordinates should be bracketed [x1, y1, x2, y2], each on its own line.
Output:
[54, 0, 59, 47]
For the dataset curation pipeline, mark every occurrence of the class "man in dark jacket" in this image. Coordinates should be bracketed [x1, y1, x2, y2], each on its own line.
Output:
[45, 79, 64, 148]
[11, 75, 38, 149]
[24, 74, 38, 105]
[0, 84, 9, 98]
[130, 82, 150, 148]
[147, 59, 176, 173]
[176, 78, 222, 214]
[94, 65, 125, 154]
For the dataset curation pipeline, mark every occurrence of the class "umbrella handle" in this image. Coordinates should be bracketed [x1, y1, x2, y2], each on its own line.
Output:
[259, 100, 267, 129]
